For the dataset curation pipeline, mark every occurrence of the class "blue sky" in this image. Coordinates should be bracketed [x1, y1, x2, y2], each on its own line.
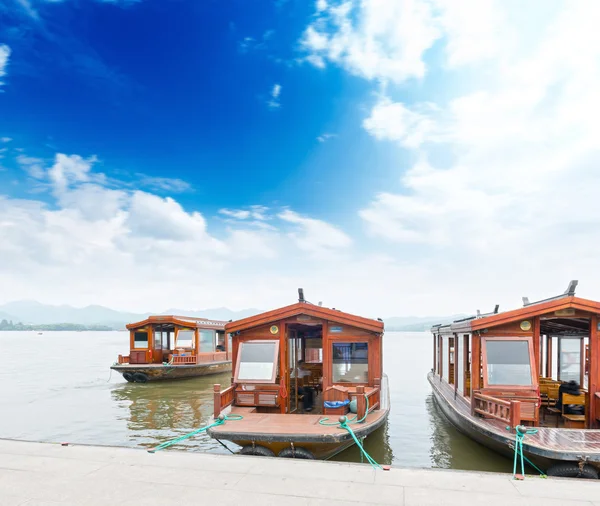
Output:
[1, 0, 599, 316]
[0, 0, 401, 221]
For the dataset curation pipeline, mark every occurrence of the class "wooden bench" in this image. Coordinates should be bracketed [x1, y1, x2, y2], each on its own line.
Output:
[561, 392, 586, 428]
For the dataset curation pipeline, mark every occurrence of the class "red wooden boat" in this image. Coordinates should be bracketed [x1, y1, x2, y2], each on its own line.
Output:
[208, 291, 389, 459]
[429, 281, 600, 479]
[111, 315, 232, 382]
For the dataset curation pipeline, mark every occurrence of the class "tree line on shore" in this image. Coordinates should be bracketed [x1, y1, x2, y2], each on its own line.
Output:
[0, 319, 113, 331]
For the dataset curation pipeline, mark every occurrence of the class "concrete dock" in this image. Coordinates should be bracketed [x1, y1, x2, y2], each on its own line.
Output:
[1, 440, 599, 506]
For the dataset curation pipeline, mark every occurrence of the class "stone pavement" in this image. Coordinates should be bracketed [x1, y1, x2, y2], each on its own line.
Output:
[0, 440, 599, 506]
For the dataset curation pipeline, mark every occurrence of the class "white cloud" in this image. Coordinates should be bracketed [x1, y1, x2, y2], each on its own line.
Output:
[363, 99, 436, 148]
[316, 0, 328, 12]
[1, 137, 12, 143]
[356, 0, 600, 306]
[317, 133, 336, 143]
[17, 155, 46, 180]
[278, 209, 352, 256]
[0, 45, 11, 89]
[220, 208, 251, 220]
[300, 0, 442, 83]
[268, 83, 282, 108]
[135, 174, 190, 193]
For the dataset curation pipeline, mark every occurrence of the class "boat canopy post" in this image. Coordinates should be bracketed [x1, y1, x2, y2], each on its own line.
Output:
[590, 313, 599, 427]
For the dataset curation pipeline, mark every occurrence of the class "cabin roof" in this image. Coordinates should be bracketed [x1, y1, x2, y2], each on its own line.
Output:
[126, 315, 227, 330]
[432, 293, 600, 334]
[225, 302, 384, 334]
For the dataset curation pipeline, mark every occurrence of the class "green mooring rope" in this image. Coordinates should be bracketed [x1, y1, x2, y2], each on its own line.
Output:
[318, 395, 382, 470]
[149, 414, 243, 453]
[506, 425, 547, 479]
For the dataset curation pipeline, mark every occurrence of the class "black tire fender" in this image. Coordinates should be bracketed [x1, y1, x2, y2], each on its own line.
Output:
[278, 446, 315, 459]
[239, 445, 275, 457]
[546, 462, 599, 479]
[122, 372, 134, 382]
[133, 372, 149, 383]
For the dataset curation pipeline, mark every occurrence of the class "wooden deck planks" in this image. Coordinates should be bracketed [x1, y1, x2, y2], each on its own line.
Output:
[212, 410, 386, 436]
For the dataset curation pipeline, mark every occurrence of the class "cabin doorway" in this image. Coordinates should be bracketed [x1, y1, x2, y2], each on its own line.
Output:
[286, 323, 323, 414]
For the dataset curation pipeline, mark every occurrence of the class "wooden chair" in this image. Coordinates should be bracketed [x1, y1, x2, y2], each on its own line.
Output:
[544, 383, 561, 424]
[561, 393, 586, 428]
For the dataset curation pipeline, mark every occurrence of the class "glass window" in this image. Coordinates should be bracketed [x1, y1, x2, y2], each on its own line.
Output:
[176, 329, 195, 349]
[154, 331, 162, 349]
[199, 330, 215, 352]
[332, 343, 368, 383]
[216, 331, 226, 351]
[559, 338, 581, 384]
[134, 331, 148, 349]
[485, 340, 532, 386]
[235, 340, 279, 383]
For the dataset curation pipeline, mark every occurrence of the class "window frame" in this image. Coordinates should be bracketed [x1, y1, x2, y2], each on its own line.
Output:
[133, 330, 149, 349]
[198, 329, 216, 353]
[481, 336, 535, 389]
[175, 328, 196, 349]
[234, 339, 280, 384]
[331, 341, 369, 384]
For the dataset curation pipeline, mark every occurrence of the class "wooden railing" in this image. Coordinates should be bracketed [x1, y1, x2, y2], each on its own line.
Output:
[213, 384, 235, 418]
[473, 391, 521, 429]
[197, 351, 228, 363]
[171, 354, 196, 365]
[234, 385, 279, 408]
[356, 383, 381, 421]
[117, 355, 129, 364]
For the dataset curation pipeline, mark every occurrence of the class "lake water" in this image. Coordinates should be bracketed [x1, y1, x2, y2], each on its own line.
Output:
[0, 331, 511, 472]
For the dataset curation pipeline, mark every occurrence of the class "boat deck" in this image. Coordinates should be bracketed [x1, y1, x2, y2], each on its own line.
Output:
[431, 374, 600, 460]
[209, 407, 388, 443]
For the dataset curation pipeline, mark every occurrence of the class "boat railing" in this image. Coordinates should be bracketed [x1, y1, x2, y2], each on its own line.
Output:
[197, 351, 228, 363]
[213, 383, 235, 418]
[356, 382, 381, 420]
[472, 391, 521, 429]
[117, 354, 130, 364]
[171, 354, 196, 365]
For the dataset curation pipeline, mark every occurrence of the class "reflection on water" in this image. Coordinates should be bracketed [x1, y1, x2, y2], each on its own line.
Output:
[111, 374, 232, 452]
[0, 330, 509, 470]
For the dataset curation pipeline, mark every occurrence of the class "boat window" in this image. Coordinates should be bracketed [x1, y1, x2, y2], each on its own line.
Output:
[485, 340, 532, 386]
[199, 330, 215, 352]
[332, 343, 368, 383]
[234, 340, 279, 383]
[305, 337, 322, 363]
[176, 329, 195, 349]
[134, 331, 148, 349]
[154, 331, 162, 349]
[558, 337, 581, 384]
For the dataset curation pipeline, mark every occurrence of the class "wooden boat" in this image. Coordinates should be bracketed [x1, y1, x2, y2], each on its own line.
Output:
[208, 290, 389, 459]
[111, 315, 232, 382]
[429, 281, 600, 479]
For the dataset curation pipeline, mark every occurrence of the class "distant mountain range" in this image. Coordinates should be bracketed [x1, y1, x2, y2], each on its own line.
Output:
[0, 300, 261, 330]
[0, 300, 466, 331]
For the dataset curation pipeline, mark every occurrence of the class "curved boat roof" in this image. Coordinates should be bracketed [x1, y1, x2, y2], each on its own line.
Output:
[126, 315, 227, 330]
[225, 301, 384, 334]
[432, 280, 600, 334]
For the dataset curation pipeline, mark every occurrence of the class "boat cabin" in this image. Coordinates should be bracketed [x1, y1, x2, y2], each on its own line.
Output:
[117, 315, 229, 366]
[215, 295, 384, 417]
[431, 281, 600, 430]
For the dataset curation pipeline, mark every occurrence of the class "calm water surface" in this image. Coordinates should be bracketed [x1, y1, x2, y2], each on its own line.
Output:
[0, 331, 511, 471]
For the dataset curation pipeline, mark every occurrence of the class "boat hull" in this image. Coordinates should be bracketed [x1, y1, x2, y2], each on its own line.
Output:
[111, 361, 231, 382]
[427, 372, 600, 472]
[209, 374, 390, 460]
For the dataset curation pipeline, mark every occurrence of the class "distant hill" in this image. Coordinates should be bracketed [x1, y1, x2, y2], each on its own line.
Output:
[383, 314, 468, 331]
[0, 300, 465, 332]
[0, 301, 263, 330]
